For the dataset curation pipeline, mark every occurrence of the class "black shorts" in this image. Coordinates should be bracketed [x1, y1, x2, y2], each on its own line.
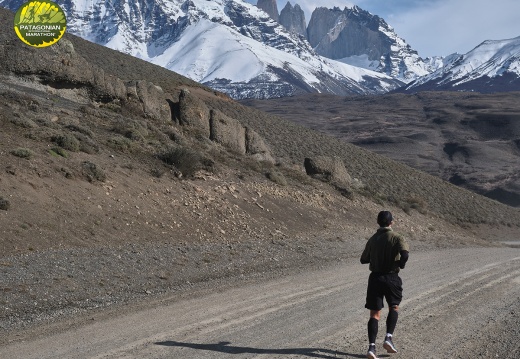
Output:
[365, 272, 403, 311]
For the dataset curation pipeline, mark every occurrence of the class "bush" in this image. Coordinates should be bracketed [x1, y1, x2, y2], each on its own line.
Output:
[66, 124, 94, 138]
[402, 195, 428, 215]
[107, 135, 134, 153]
[53, 134, 80, 152]
[159, 146, 212, 177]
[10, 148, 33, 159]
[112, 119, 148, 141]
[266, 171, 287, 186]
[0, 197, 10, 211]
[82, 161, 106, 182]
[10, 117, 38, 129]
[49, 147, 68, 158]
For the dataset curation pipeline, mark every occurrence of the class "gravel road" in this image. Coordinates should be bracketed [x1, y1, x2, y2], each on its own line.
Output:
[2, 247, 520, 359]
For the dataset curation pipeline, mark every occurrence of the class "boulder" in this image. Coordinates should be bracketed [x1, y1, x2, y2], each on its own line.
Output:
[135, 81, 170, 122]
[246, 127, 275, 163]
[210, 109, 246, 154]
[304, 156, 351, 185]
[178, 89, 211, 137]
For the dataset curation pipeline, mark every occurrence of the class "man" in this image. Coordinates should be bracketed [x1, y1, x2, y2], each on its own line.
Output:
[360, 211, 409, 359]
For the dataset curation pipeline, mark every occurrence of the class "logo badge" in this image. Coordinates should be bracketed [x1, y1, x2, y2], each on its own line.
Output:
[14, 1, 67, 48]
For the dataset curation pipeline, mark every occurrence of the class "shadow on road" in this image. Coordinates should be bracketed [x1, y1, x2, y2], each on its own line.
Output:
[155, 340, 368, 358]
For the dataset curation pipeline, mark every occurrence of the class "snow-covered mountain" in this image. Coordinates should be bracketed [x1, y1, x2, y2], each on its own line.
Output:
[0, 0, 403, 99]
[402, 37, 520, 92]
[306, 6, 442, 84]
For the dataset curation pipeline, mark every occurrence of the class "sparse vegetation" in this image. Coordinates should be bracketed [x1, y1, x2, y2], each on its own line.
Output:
[266, 171, 287, 186]
[10, 117, 37, 129]
[49, 147, 68, 158]
[107, 135, 134, 153]
[10, 148, 33, 159]
[159, 146, 213, 178]
[53, 134, 80, 152]
[82, 161, 107, 182]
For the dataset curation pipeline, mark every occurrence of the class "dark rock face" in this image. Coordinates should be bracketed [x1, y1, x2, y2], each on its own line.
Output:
[304, 156, 351, 186]
[306, 6, 429, 82]
[307, 6, 391, 62]
[257, 0, 279, 22]
[179, 89, 211, 137]
[210, 109, 247, 154]
[279, 2, 307, 38]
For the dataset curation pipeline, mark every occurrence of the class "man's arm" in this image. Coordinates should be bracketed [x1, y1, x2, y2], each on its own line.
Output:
[360, 241, 371, 264]
[399, 250, 409, 269]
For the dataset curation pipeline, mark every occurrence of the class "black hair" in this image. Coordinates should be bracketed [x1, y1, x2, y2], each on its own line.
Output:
[377, 211, 393, 227]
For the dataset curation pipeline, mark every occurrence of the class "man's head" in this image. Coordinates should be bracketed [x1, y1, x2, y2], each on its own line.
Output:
[377, 211, 393, 227]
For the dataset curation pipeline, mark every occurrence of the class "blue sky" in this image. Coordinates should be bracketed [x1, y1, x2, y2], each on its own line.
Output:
[245, 0, 520, 57]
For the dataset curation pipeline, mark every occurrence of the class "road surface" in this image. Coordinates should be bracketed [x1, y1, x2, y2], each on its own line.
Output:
[2, 247, 520, 358]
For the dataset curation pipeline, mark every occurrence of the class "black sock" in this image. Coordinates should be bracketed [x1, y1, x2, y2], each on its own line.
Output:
[386, 309, 398, 335]
[368, 318, 378, 344]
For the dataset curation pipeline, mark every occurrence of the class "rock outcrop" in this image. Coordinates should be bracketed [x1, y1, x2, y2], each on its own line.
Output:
[279, 2, 307, 38]
[306, 6, 431, 82]
[245, 127, 275, 163]
[178, 89, 211, 137]
[307, 6, 391, 63]
[178, 90, 275, 163]
[304, 156, 351, 186]
[210, 109, 247, 154]
[0, 32, 171, 122]
[257, 0, 279, 22]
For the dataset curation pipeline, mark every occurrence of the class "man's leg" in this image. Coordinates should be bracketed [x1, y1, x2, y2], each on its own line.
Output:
[386, 305, 399, 334]
[383, 305, 399, 353]
[368, 310, 381, 343]
[367, 310, 380, 358]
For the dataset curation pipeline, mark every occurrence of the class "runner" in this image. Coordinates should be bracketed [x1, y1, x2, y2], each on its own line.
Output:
[360, 211, 410, 359]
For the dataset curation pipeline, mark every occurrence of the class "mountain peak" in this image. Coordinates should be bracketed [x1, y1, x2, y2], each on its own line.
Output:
[279, 1, 306, 38]
[307, 5, 435, 83]
[256, 0, 279, 22]
[403, 35, 520, 92]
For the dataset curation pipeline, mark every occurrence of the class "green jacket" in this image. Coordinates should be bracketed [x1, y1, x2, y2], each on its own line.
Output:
[360, 227, 409, 273]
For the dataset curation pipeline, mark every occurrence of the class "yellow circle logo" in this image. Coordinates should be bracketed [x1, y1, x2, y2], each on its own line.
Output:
[14, 1, 67, 48]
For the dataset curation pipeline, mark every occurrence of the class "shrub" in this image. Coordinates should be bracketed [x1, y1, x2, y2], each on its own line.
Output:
[49, 147, 68, 158]
[402, 195, 428, 215]
[53, 134, 80, 152]
[10, 117, 38, 129]
[82, 161, 106, 182]
[266, 171, 287, 186]
[74, 133, 100, 154]
[159, 146, 212, 177]
[107, 135, 134, 153]
[112, 119, 148, 141]
[10, 148, 33, 159]
[0, 197, 10, 211]
[66, 124, 94, 138]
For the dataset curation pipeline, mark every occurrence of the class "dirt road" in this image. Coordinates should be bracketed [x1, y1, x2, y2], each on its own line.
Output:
[2, 247, 520, 359]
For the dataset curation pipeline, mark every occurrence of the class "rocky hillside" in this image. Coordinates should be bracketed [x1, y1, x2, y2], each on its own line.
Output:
[1, 6, 519, 232]
[242, 91, 520, 207]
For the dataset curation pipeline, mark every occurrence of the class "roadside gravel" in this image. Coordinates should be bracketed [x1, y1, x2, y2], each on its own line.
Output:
[0, 230, 466, 343]
[0, 232, 366, 338]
